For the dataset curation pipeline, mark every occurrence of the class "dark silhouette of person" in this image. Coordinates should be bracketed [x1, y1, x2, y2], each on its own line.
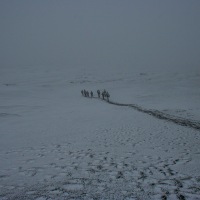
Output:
[106, 92, 110, 101]
[84, 90, 87, 97]
[102, 91, 105, 100]
[90, 91, 93, 98]
[97, 90, 100, 98]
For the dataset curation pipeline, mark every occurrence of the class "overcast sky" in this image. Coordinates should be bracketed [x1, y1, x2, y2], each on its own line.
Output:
[0, 0, 200, 72]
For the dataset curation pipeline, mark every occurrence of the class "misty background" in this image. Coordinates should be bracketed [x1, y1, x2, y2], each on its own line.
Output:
[0, 0, 200, 73]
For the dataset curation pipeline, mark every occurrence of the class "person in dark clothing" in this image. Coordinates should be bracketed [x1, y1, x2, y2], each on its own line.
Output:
[81, 90, 84, 96]
[90, 91, 93, 98]
[102, 91, 105, 100]
[84, 90, 87, 97]
[106, 91, 110, 102]
[97, 90, 100, 98]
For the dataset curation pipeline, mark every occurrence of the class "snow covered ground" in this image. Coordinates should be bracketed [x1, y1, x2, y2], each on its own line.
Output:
[0, 65, 200, 199]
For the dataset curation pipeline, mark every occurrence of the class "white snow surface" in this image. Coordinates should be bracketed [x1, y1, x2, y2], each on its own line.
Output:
[0, 65, 200, 199]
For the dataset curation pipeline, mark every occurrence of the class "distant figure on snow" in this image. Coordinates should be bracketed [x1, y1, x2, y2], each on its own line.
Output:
[97, 90, 100, 98]
[84, 90, 86, 97]
[90, 91, 93, 98]
[106, 91, 110, 102]
[102, 91, 105, 100]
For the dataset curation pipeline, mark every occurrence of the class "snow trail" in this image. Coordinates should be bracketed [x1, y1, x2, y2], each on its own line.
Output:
[93, 97, 200, 130]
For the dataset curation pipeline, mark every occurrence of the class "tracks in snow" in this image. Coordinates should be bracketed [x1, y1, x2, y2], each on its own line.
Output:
[93, 97, 200, 130]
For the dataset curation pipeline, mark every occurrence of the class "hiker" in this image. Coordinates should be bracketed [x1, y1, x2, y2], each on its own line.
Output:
[102, 91, 105, 100]
[83, 90, 87, 97]
[97, 90, 100, 98]
[103, 89, 108, 100]
[106, 91, 110, 102]
[90, 91, 93, 98]
[81, 90, 84, 96]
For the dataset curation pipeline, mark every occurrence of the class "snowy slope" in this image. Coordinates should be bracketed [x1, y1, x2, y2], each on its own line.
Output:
[0, 66, 200, 199]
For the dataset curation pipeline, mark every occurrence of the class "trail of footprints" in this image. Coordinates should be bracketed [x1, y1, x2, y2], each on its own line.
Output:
[0, 127, 200, 199]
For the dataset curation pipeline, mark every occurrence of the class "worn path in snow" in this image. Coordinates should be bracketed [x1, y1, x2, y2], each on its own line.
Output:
[93, 97, 200, 130]
[1, 94, 200, 199]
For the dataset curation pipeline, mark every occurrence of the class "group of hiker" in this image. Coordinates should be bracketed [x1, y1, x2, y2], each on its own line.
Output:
[81, 90, 93, 98]
[81, 89, 110, 102]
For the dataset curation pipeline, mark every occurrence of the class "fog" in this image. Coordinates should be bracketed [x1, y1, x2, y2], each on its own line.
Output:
[1, 0, 200, 72]
[1, 1, 200, 198]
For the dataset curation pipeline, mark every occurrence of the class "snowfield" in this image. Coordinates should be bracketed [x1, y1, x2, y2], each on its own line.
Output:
[0, 66, 200, 199]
